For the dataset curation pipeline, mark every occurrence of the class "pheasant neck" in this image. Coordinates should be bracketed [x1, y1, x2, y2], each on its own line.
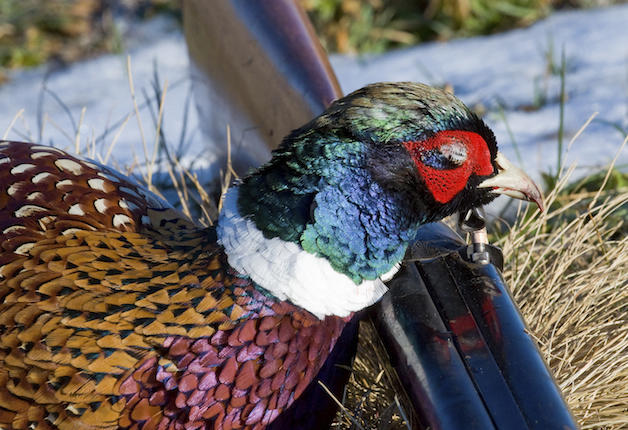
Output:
[216, 186, 390, 318]
[234, 137, 422, 284]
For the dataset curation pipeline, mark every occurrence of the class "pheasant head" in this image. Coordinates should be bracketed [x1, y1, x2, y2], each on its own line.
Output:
[218, 82, 543, 318]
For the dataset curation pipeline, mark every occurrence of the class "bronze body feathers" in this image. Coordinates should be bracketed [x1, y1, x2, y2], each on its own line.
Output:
[0, 141, 346, 429]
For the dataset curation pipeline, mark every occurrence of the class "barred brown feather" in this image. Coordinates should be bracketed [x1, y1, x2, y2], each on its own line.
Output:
[0, 141, 347, 430]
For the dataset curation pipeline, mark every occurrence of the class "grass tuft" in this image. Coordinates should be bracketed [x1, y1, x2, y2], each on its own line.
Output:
[333, 320, 414, 429]
[498, 168, 627, 429]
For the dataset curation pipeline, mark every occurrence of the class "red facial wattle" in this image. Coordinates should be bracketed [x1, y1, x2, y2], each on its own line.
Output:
[403, 130, 493, 204]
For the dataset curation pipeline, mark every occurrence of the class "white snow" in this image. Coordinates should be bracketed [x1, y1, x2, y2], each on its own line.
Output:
[0, 17, 206, 172]
[0, 6, 626, 189]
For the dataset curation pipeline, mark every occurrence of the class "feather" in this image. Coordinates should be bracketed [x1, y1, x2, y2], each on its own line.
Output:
[0, 141, 346, 429]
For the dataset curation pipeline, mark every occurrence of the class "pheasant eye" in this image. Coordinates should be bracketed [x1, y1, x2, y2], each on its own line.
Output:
[420, 141, 468, 170]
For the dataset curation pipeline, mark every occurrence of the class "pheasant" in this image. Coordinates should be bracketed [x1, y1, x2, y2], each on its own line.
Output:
[0, 82, 542, 429]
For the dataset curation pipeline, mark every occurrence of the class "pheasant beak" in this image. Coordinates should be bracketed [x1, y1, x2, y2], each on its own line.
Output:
[478, 152, 545, 212]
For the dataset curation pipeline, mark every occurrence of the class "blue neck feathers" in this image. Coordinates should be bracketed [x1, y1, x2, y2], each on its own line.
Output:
[236, 136, 422, 283]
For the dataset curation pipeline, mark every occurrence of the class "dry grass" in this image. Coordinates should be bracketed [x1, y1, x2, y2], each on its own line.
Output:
[499, 166, 628, 429]
[331, 320, 413, 429]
